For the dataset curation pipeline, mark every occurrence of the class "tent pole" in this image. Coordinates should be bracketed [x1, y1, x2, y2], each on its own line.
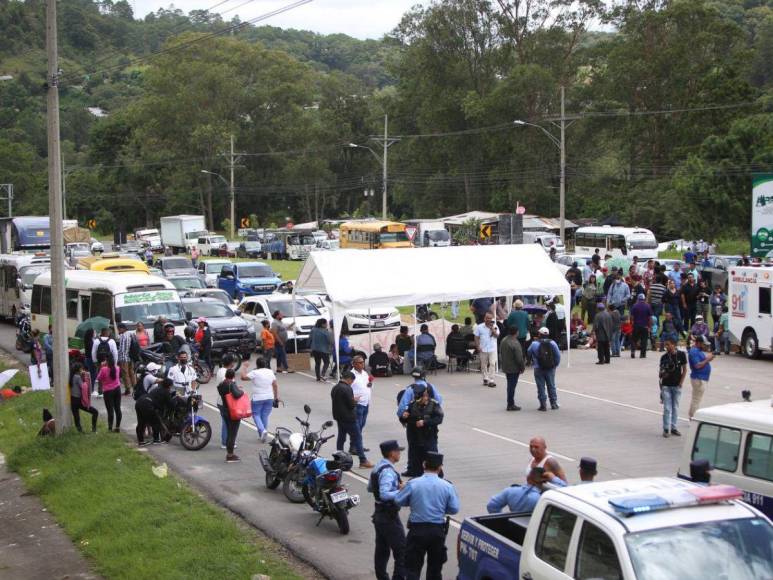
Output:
[413, 305, 418, 368]
[291, 290, 297, 357]
[368, 308, 373, 355]
[331, 302, 341, 382]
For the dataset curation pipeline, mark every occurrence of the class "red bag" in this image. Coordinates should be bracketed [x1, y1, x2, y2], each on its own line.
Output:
[225, 388, 252, 421]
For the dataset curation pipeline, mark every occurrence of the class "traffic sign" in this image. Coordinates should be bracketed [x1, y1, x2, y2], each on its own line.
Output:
[516, 206, 526, 215]
[286, 222, 294, 229]
[479, 224, 492, 239]
[240, 217, 250, 228]
[87, 219, 96, 229]
[405, 226, 417, 242]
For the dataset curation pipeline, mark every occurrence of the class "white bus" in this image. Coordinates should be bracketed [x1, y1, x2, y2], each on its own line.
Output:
[0, 253, 51, 319]
[573, 226, 659, 260]
[30, 271, 187, 345]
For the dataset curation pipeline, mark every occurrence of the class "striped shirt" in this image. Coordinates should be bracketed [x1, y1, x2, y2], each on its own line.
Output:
[648, 283, 666, 305]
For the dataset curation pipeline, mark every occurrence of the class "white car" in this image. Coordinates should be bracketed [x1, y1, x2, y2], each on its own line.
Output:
[197, 259, 232, 287]
[304, 294, 400, 334]
[313, 239, 339, 251]
[237, 294, 325, 349]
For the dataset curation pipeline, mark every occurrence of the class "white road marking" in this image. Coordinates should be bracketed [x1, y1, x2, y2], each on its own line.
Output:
[494, 372, 689, 423]
[471, 427, 575, 462]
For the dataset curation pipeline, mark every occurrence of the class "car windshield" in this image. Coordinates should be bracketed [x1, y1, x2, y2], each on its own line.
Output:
[163, 258, 193, 270]
[170, 277, 206, 290]
[205, 262, 228, 274]
[116, 302, 187, 326]
[267, 299, 320, 317]
[209, 236, 226, 244]
[185, 301, 233, 319]
[239, 265, 274, 278]
[200, 291, 232, 307]
[427, 230, 450, 241]
[21, 267, 48, 288]
[379, 231, 410, 243]
[242, 241, 260, 249]
[288, 235, 316, 245]
[626, 517, 773, 580]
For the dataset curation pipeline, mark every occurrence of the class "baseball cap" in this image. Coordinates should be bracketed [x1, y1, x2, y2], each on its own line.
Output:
[637, 293, 645, 301]
[146, 362, 161, 372]
[538, 327, 550, 336]
[379, 440, 405, 456]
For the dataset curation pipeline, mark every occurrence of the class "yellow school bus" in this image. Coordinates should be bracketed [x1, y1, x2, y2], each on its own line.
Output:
[78, 256, 150, 274]
[339, 221, 412, 249]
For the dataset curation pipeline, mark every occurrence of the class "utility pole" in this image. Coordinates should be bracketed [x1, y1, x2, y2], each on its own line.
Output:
[559, 85, 566, 244]
[46, 0, 71, 431]
[0, 184, 12, 217]
[61, 156, 67, 220]
[368, 114, 399, 220]
[229, 134, 235, 239]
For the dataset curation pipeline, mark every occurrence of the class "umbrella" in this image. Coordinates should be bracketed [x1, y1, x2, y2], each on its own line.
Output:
[75, 316, 111, 339]
[0, 369, 18, 389]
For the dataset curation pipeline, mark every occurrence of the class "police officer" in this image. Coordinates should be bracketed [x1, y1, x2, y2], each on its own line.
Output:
[395, 452, 459, 580]
[400, 383, 443, 478]
[368, 440, 406, 580]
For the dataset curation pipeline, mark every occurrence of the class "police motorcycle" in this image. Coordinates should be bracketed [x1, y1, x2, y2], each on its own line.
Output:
[300, 449, 359, 535]
[260, 403, 318, 491]
[278, 405, 336, 503]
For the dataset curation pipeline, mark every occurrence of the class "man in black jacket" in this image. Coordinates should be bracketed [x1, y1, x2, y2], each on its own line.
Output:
[400, 383, 444, 477]
[331, 371, 373, 468]
[135, 377, 175, 445]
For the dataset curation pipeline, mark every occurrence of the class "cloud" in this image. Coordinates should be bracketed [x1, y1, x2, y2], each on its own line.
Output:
[132, 0, 423, 39]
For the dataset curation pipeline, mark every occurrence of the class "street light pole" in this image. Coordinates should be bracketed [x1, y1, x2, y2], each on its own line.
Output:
[46, 0, 71, 431]
[229, 135, 235, 239]
[381, 115, 388, 220]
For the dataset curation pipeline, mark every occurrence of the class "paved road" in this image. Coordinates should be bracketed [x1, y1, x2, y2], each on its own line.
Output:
[2, 322, 771, 579]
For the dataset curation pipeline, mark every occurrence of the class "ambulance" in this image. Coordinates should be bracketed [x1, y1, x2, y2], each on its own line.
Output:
[728, 266, 772, 358]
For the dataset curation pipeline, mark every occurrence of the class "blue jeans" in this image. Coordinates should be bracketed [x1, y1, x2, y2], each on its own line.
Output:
[534, 368, 557, 405]
[251, 399, 273, 436]
[611, 330, 621, 355]
[714, 334, 730, 354]
[356, 404, 369, 433]
[336, 420, 366, 462]
[505, 372, 520, 407]
[275, 343, 288, 371]
[666, 303, 684, 332]
[219, 405, 228, 446]
[661, 386, 681, 431]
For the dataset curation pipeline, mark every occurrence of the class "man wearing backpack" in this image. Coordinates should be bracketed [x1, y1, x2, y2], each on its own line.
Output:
[91, 326, 118, 375]
[527, 327, 561, 411]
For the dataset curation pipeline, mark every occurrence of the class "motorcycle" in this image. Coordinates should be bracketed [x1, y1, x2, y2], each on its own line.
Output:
[301, 449, 359, 535]
[416, 303, 438, 323]
[15, 313, 32, 354]
[158, 393, 212, 450]
[278, 405, 336, 504]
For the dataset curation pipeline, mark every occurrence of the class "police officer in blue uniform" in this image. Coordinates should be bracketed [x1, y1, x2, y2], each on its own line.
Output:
[395, 451, 459, 580]
[368, 440, 406, 580]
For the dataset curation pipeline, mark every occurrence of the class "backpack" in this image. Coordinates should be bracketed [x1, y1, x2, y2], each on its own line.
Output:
[129, 334, 141, 362]
[96, 338, 111, 363]
[536, 339, 557, 369]
[133, 373, 148, 401]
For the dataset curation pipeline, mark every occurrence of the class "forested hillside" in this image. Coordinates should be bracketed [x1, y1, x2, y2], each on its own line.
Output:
[0, 0, 771, 239]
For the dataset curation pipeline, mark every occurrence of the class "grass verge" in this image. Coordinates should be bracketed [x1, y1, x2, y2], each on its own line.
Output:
[0, 390, 302, 580]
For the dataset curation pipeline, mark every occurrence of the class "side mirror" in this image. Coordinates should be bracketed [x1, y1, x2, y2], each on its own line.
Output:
[323, 420, 334, 429]
[303, 404, 311, 414]
[185, 312, 193, 321]
[277, 273, 282, 279]
[235, 310, 242, 317]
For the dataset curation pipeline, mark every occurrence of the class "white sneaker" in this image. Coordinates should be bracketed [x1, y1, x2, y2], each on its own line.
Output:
[220, 444, 226, 449]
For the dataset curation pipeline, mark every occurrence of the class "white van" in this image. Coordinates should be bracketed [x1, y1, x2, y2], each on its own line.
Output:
[194, 234, 228, 257]
[0, 253, 51, 318]
[728, 266, 772, 358]
[31, 271, 187, 344]
[678, 399, 773, 520]
[523, 230, 565, 255]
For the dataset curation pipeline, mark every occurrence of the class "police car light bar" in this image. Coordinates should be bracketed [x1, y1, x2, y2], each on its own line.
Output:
[608, 485, 742, 517]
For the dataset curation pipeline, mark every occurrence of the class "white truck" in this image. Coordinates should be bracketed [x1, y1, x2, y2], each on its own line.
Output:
[406, 220, 451, 247]
[160, 215, 207, 254]
[458, 477, 772, 580]
[523, 230, 565, 255]
[134, 228, 163, 251]
[728, 265, 772, 358]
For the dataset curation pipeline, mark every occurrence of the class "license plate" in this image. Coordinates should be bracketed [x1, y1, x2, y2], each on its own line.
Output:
[374, 320, 385, 327]
[331, 491, 349, 503]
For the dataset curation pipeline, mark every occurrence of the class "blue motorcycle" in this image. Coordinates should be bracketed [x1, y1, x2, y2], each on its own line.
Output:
[160, 393, 212, 451]
[300, 449, 359, 535]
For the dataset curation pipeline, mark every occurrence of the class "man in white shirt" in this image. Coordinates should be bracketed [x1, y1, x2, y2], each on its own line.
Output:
[167, 351, 198, 396]
[474, 312, 499, 388]
[350, 355, 372, 452]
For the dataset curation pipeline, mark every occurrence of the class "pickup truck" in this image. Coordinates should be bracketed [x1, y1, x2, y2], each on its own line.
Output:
[457, 477, 772, 580]
[217, 261, 281, 300]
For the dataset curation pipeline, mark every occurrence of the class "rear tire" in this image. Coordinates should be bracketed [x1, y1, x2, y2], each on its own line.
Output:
[428, 312, 439, 321]
[334, 505, 350, 535]
[742, 330, 761, 359]
[282, 466, 306, 503]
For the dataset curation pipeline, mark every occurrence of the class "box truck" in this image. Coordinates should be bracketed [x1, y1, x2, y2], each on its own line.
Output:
[160, 215, 207, 254]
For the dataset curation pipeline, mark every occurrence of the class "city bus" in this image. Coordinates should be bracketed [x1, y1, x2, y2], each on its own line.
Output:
[573, 226, 659, 260]
[31, 271, 187, 344]
[0, 253, 51, 318]
[339, 221, 412, 249]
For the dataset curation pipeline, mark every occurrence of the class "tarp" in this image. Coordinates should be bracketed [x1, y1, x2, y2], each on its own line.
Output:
[294, 244, 572, 370]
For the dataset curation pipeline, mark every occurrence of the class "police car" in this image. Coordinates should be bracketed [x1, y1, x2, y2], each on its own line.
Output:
[457, 477, 772, 580]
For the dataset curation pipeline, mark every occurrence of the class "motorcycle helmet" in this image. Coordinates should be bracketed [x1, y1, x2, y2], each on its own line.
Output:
[288, 432, 305, 453]
[305, 431, 319, 450]
[330, 450, 353, 472]
[410, 366, 426, 379]
[135, 363, 147, 377]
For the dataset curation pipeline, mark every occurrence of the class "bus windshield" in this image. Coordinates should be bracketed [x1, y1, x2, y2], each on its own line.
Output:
[379, 231, 410, 244]
[115, 290, 186, 327]
[629, 237, 658, 250]
[20, 267, 49, 289]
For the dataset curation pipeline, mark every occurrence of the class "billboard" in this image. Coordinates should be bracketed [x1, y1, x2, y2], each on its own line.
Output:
[752, 174, 773, 258]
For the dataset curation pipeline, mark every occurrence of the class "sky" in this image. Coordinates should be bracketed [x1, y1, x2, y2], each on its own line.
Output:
[132, 0, 424, 39]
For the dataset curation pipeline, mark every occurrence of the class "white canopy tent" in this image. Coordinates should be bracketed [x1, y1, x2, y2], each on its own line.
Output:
[293, 244, 572, 375]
